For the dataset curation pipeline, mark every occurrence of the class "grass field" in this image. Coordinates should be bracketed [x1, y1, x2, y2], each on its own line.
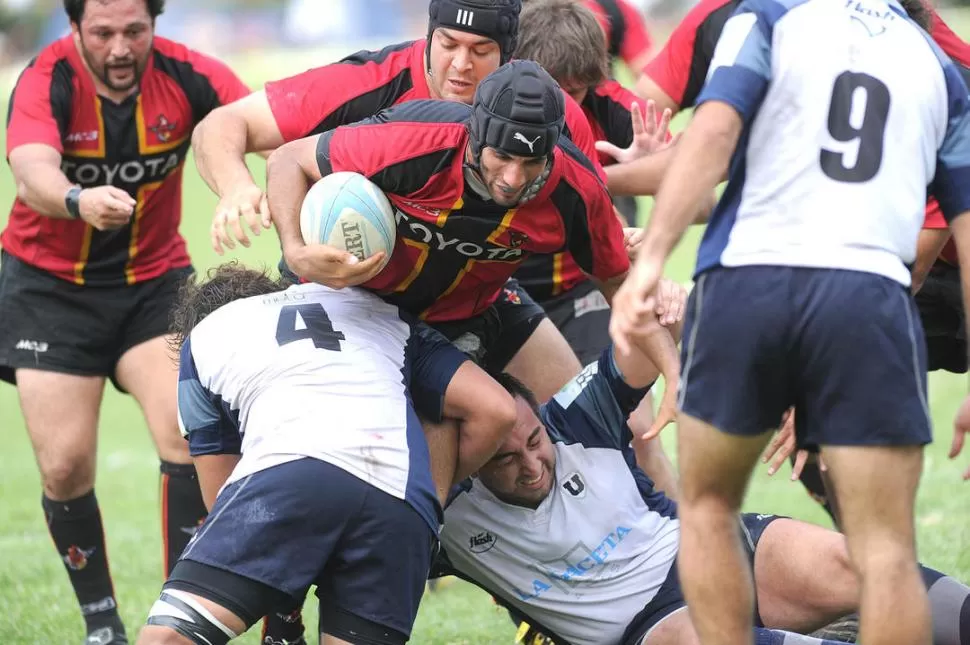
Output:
[2, 14, 970, 644]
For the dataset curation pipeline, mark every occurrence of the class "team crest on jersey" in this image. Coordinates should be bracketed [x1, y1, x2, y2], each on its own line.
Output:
[149, 114, 178, 142]
[508, 230, 529, 249]
[468, 530, 497, 554]
[63, 545, 96, 570]
[561, 472, 587, 498]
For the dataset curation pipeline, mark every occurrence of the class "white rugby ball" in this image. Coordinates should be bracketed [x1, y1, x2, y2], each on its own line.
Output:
[300, 172, 396, 268]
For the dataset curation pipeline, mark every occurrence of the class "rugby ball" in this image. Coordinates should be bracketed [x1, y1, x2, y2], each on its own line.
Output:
[300, 172, 396, 268]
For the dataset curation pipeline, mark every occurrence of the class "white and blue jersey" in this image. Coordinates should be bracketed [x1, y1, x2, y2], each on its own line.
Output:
[177, 283, 468, 532]
[695, 0, 970, 287]
[440, 350, 678, 645]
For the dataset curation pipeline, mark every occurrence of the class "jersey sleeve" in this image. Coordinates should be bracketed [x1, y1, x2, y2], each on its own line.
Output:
[930, 9, 970, 68]
[558, 145, 630, 281]
[405, 320, 470, 423]
[931, 62, 970, 223]
[617, 0, 653, 66]
[593, 80, 638, 148]
[315, 101, 467, 195]
[6, 61, 68, 155]
[695, 1, 772, 124]
[177, 337, 242, 457]
[541, 348, 653, 449]
[186, 52, 250, 123]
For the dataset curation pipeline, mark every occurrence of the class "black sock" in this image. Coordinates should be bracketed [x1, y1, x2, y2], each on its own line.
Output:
[262, 597, 306, 643]
[794, 458, 839, 527]
[160, 461, 208, 576]
[42, 490, 120, 631]
[921, 564, 970, 645]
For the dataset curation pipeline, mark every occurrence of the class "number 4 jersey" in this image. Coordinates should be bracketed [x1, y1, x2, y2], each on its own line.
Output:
[694, 0, 970, 287]
[176, 283, 469, 532]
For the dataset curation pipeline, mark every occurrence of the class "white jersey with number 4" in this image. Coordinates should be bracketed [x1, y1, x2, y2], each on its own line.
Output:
[177, 283, 468, 532]
[694, 0, 970, 286]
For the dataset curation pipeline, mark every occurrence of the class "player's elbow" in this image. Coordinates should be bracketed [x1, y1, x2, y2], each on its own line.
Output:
[458, 386, 517, 461]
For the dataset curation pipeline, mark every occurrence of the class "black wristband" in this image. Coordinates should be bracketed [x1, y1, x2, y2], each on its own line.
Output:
[65, 186, 82, 219]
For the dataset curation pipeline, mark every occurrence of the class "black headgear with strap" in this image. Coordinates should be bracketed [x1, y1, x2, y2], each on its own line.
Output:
[468, 60, 565, 164]
[427, 0, 522, 65]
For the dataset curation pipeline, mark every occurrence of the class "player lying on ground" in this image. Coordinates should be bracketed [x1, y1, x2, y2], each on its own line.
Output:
[435, 281, 970, 645]
[136, 263, 516, 645]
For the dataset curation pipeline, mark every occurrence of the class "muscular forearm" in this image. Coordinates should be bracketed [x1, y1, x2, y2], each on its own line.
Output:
[605, 147, 675, 197]
[455, 416, 509, 484]
[14, 163, 75, 219]
[193, 454, 241, 511]
[266, 149, 312, 258]
[192, 111, 259, 197]
[912, 228, 950, 293]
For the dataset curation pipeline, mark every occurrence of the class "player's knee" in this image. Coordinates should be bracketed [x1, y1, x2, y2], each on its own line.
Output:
[145, 589, 240, 645]
[41, 455, 95, 500]
[136, 624, 195, 645]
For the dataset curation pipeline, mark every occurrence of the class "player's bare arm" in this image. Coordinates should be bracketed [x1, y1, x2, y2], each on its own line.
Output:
[9, 143, 134, 231]
[193, 91, 284, 254]
[634, 74, 680, 114]
[912, 228, 952, 293]
[947, 210, 970, 480]
[441, 362, 518, 483]
[611, 100, 741, 356]
[193, 454, 241, 511]
[603, 145, 675, 196]
[266, 135, 385, 289]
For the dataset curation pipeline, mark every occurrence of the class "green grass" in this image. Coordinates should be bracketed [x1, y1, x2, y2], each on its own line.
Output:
[2, 13, 970, 643]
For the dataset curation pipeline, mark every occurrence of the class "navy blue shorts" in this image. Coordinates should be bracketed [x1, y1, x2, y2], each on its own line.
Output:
[621, 514, 785, 644]
[170, 458, 436, 641]
[679, 266, 931, 449]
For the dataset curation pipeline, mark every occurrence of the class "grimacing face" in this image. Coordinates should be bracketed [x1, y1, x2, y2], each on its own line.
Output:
[427, 28, 502, 104]
[73, 0, 154, 95]
[476, 396, 557, 509]
[476, 146, 548, 206]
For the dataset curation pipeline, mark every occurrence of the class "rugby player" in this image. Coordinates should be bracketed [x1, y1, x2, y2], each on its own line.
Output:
[610, 1, 970, 644]
[435, 318, 970, 645]
[190, 0, 644, 408]
[1, 1, 249, 642]
[136, 264, 516, 645]
[611, 0, 970, 527]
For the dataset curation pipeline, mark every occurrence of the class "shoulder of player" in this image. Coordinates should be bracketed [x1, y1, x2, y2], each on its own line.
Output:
[14, 36, 75, 85]
[589, 79, 636, 109]
[554, 138, 606, 190]
[287, 40, 422, 89]
[339, 100, 470, 148]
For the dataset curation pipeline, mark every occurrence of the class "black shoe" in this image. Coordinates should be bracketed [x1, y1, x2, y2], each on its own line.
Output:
[809, 614, 859, 643]
[261, 607, 307, 645]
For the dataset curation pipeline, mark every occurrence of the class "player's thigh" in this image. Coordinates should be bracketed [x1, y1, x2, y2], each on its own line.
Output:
[316, 482, 436, 645]
[180, 458, 366, 613]
[820, 444, 924, 560]
[794, 269, 931, 449]
[640, 609, 699, 645]
[623, 560, 693, 645]
[16, 368, 106, 496]
[749, 515, 858, 632]
[678, 267, 794, 441]
[115, 267, 194, 458]
[540, 280, 613, 368]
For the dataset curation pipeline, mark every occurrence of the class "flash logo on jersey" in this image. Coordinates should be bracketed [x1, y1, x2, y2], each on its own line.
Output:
[562, 472, 586, 498]
[469, 530, 498, 554]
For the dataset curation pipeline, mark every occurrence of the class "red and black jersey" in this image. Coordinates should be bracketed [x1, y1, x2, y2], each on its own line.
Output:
[313, 100, 629, 323]
[582, 0, 653, 68]
[264, 39, 605, 180]
[516, 79, 639, 301]
[3, 35, 249, 286]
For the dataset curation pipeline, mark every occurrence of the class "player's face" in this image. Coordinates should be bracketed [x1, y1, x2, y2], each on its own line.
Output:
[428, 28, 502, 104]
[477, 396, 556, 509]
[559, 80, 589, 105]
[72, 0, 154, 95]
[478, 147, 548, 206]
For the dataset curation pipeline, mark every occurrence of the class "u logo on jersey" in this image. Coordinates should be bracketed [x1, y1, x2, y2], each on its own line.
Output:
[561, 472, 586, 498]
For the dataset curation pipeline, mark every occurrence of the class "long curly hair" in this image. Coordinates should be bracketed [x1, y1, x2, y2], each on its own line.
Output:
[168, 262, 284, 354]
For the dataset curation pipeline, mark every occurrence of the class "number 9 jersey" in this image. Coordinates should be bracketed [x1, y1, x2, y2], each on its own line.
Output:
[693, 0, 970, 288]
[176, 283, 469, 532]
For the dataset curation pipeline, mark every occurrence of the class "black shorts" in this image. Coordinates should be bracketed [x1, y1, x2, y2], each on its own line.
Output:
[170, 458, 436, 643]
[540, 280, 611, 367]
[915, 261, 965, 373]
[621, 513, 786, 644]
[0, 251, 193, 389]
[431, 278, 547, 373]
